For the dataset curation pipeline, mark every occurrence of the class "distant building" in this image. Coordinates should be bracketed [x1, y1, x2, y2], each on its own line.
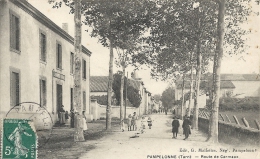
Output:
[0, 0, 91, 122]
[220, 74, 260, 98]
[90, 76, 152, 115]
[175, 74, 260, 108]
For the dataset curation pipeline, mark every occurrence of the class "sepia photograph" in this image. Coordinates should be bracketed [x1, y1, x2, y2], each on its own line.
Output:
[0, 0, 259, 158]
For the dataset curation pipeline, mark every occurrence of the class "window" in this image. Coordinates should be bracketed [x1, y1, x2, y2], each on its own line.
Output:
[10, 71, 20, 106]
[40, 78, 47, 107]
[83, 91, 86, 111]
[10, 11, 20, 52]
[70, 88, 73, 110]
[70, 52, 74, 74]
[56, 42, 62, 69]
[40, 31, 46, 62]
[82, 59, 86, 79]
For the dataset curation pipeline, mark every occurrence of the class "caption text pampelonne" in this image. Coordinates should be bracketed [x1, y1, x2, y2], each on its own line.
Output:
[146, 147, 258, 159]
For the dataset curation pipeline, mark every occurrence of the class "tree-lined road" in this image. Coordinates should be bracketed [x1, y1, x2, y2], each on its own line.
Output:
[79, 114, 257, 159]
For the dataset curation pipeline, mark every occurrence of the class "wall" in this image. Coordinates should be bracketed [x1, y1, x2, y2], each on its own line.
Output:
[98, 105, 139, 119]
[198, 117, 260, 146]
[90, 92, 107, 96]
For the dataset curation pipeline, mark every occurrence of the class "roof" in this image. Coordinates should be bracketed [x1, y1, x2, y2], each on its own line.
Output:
[176, 80, 235, 89]
[219, 81, 236, 88]
[177, 74, 260, 82]
[90, 76, 145, 92]
[90, 76, 109, 92]
[220, 74, 260, 81]
[11, 0, 91, 56]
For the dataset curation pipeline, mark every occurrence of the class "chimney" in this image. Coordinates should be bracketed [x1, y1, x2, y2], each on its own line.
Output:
[131, 70, 142, 80]
[62, 23, 68, 33]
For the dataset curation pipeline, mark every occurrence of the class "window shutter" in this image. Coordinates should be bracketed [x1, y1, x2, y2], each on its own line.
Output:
[59, 45, 62, 69]
[15, 17, 20, 51]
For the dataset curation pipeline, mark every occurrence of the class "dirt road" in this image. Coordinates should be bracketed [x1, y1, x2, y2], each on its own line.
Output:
[79, 114, 259, 159]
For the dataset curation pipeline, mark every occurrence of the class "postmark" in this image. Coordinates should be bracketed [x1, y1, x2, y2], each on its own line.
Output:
[2, 119, 37, 159]
[4, 102, 54, 148]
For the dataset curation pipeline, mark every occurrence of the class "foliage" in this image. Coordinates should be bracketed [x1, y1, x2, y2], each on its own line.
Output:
[91, 95, 108, 105]
[112, 71, 127, 105]
[180, 92, 195, 102]
[153, 94, 161, 102]
[112, 71, 142, 107]
[161, 87, 175, 110]
[219, 97, 260, 111]
[127, 85, 142, 108]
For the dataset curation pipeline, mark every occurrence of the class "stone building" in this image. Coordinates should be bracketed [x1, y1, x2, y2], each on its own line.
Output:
[0, 0, 91, 123]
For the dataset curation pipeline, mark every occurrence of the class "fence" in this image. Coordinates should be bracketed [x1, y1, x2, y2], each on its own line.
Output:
[188, 108, 260, 130]
[189, 108, 260, 145]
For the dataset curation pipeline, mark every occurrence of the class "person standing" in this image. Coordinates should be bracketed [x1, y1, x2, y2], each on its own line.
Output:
[127, 114, 132, 131]
[172, 116, 180, 138]
[131, 112, 137, 131]
[59, 105, 66, 125]
[182, 116, 191, 140]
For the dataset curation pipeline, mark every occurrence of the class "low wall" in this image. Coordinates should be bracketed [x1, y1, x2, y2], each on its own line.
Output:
[198, 117, 260, 146]
[98, 105, 139, 119]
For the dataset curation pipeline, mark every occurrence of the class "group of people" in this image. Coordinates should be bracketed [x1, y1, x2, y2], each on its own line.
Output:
[172, 115, 192, 140]
[126, 112, 138, 131]
[123, 112, 153, 133]
[58, 105, 88, 131]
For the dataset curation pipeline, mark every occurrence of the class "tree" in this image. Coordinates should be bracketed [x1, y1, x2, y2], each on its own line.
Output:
[112, 71, 142, 108]
[206, 0, 252, 143]
[73, 0, 84, 141]
[161, 87, 175, 111]
[112, 71, 127, 106]
[153, 94, 161, 103]
[51, 0, 155, 129]
[127, 85, 142, 108]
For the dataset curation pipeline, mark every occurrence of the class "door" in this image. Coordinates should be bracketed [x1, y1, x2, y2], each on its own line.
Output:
[56, 84, 62, 112]
[70, 88, 73, 111]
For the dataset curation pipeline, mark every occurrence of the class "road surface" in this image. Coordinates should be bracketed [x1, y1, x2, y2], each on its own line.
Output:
[79, 114, 259, 159]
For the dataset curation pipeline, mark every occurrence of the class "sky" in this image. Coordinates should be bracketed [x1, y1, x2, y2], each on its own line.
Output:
[28, 0, 259, 95]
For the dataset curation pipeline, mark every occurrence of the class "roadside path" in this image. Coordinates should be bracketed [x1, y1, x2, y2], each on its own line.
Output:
[79, 114, 259, 159]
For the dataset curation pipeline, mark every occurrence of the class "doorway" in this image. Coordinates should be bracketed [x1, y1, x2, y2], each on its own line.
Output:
[56, 84, 63, 112]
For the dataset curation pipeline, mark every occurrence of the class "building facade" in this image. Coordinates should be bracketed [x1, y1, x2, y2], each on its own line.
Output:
[0, 0, 91, 123]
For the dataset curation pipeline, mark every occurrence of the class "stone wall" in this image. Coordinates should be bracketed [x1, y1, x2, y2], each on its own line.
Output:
[198, 117, 260, 146]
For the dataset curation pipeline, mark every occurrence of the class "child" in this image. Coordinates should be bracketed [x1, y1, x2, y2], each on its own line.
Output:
[127, 114, 132, 131]
[147, 117, 152, 129]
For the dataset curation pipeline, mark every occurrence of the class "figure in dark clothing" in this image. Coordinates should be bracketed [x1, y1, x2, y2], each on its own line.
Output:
[70, 109, 75, 128]
[182, 116, 191, 140]
[172, 116, 180, 138]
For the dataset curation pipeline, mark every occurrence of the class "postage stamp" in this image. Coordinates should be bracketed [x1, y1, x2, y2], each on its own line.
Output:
[5, 102, 53, 148]
[2, 119, 37, 159]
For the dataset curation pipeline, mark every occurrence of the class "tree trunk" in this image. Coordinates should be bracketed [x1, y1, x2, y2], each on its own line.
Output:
[74, 0, 84, 142]
[106, 39, 113, 130]
[207, 0, 225, 143]
[193, 39, 202, 130]
[181, 74, 185, 120]
[120, 64, 125, 130]
[187, 52, 193, 117]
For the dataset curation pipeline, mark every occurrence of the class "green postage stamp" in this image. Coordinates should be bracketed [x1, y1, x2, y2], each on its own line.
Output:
[2, 119, 37, 159]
